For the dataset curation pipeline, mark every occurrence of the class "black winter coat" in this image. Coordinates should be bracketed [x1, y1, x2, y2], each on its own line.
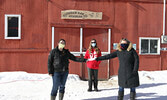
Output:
[48, 47, 86, 74]
[97, 44, 139, 88]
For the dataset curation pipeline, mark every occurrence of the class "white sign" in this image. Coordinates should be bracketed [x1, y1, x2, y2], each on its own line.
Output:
[61, 10, 102, 20]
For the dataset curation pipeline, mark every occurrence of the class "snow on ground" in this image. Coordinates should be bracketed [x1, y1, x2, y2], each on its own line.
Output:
[0, 71, 167, 100]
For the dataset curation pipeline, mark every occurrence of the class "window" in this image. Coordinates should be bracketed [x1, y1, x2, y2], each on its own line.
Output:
[5, 14, 21, 39]
[139, 37, 160, 55]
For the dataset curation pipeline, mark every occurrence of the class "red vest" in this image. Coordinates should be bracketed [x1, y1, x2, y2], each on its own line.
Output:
[84, 49, 101, 69]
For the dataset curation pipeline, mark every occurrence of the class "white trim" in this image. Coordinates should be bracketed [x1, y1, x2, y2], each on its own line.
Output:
[70, 28, 83, 56]
[108, 29, 111, 53]
[148, 39, 150, 54]
[139, 37, 160, 55]
[5, 14, 21, 39]
[71, 52, 111, 56]
[107, 28, 111, 78]
[158, 38, 161, 54]
[80, 28, 83, 53]
[71, 52, 82, 56]
[163, 0, 166, 36]
[52, 27, 55, 49]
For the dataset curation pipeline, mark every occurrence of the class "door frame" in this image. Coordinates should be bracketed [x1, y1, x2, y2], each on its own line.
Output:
[51, 26, 111, 78]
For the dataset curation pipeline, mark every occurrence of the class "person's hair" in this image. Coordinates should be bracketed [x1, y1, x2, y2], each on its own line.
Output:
[117, 38, 132, 51]
[119, 38, 130, 44]
[58, 39, 66, 44]
[88, 39, 100, 54]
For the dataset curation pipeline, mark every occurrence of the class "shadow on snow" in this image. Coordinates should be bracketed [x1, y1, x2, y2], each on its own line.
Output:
[83, 83, 167, 100]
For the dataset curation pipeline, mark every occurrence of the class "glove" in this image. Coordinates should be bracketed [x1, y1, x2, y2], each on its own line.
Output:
[83, 59, 87, 62]
[95, 57, 98, 61]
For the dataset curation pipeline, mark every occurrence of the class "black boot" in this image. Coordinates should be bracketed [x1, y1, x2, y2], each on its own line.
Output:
[59, 93, 64, 100]
[130, 92, 136, 100]
[94, 80, 98, 91]
[87, 81, 92, 92]
[51, 96, 56, 100]
[118, 91, 124, 100]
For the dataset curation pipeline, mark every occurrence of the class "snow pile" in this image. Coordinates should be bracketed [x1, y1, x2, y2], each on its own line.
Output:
[139, 71, 167, 83]
[0, 71, 81, 84]
[67, 74, 80, 81]
[109, 75, 118, 80]
[0, 70, 167, 100]
[0, 71, 50, 84]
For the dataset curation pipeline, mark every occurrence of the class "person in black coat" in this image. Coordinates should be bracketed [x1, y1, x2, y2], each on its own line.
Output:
[95, 38, 139, 100]
[48, 39, 86, 100]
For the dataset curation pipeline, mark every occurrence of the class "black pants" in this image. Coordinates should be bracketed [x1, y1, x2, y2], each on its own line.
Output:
[87, 68, 98, 89]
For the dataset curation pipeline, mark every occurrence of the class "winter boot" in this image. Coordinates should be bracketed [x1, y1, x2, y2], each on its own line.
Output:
[130, 92, 136, 100]
[94, 81, 98, 91]
[51, 96, 56, 100]
[118, 91, 124, 100]
[87, 81, 92, 92]
[59, 93, 64, 100]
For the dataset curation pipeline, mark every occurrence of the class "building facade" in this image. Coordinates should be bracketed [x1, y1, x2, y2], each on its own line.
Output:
[0, 0, 167, 79]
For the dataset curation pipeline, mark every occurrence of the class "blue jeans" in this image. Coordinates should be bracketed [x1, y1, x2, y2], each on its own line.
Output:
[119, 87, 136, 92]
[51, 71, 69, 96]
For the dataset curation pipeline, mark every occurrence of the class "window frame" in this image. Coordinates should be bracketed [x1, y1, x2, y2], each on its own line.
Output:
[139, 37, 160, 55]
[5, 14, 21, 39]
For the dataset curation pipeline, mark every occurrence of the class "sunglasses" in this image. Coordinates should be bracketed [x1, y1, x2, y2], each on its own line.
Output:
[59, 42, 65, 44]
[91, 42, 96, 43]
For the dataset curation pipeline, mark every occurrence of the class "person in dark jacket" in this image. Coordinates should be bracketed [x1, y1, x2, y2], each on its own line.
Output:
[95, 38, 139, 100]
[48, 39, 86, 100]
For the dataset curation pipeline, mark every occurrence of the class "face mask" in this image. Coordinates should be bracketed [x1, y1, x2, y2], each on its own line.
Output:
[121, 44, 129, 50]
[58, 44, 65, 49]
[91, 43, 96, 47]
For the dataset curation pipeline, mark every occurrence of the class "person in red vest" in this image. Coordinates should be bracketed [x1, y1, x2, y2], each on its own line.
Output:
[84, 39, 101, 92]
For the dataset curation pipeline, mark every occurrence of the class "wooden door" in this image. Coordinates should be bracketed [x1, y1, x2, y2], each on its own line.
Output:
[52, 27, 111, 80]
[82, 28, 110, 80]
[53, 27, 83, 76]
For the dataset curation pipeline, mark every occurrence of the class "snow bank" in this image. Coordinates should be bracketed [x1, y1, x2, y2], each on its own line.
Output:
[0, 70, 167, 100]
[67, 74, 80, 81]
[0, 71, 81, 84]
[139, 71, 167, 83]
[109, 70, 167, 83]
[0, 71, 50, 84]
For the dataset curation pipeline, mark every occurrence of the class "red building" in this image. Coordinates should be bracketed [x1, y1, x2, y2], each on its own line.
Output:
[0, 0, 167, 79]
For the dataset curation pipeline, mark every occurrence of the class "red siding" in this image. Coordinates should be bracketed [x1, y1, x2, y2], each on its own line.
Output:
[48, 0, 115, 25]
[161, 52, 167, 70]
[0, 0, 48, 49]
[0, 0, 48, 73]
[0, 52, 48, 73]
[111, 1, 167, 75]
[0, 0, 167, 79]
